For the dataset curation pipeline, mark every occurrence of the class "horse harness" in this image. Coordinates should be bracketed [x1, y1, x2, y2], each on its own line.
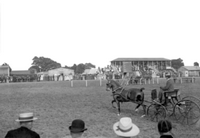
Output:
[111, 86, 128, 100]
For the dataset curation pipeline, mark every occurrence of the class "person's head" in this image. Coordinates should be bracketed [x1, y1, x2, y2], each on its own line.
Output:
[69, 119, 87, 138]
[16, 112, 37, 129]
[158, 120, 172, 135]
[165, 72, 171, 79]
[113, 117, 140, 138]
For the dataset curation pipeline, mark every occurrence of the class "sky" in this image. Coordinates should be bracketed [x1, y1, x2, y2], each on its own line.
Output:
[1, 0, 200, 70]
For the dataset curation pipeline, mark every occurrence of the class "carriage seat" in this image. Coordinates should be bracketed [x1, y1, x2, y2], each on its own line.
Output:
[164, 88, 180, 102]
[151, 89, 180, 104]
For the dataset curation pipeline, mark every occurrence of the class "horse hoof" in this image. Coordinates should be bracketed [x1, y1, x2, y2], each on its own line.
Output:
[135, 109, 139, 112]
[117, 113, 120, 116]
[140, 115, 146, 118]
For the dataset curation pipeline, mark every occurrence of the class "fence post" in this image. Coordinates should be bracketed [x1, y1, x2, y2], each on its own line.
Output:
[86, 80, 88, 87]
[71, 80, 73, 87]
[180, 78, 182, 84]
[157, 77, 159, 84]
[152, 78, 154, 84]
[100, 79, 102, 86]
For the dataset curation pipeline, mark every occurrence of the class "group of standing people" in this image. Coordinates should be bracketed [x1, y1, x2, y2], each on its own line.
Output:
[4, 112, 174, 138]
[4, 112, 87, 138]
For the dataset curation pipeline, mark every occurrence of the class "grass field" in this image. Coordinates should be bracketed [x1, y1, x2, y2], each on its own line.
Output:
[0, 79, 200, 138]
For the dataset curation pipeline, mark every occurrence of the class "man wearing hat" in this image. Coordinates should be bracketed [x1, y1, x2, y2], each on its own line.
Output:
[158, 72, 174, 105]
[4, 112, 40, 138]
[63, 119, 87, 138]
[113, 117, 140, 138]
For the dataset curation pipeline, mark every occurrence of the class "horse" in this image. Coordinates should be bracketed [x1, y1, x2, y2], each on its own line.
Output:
[106, 79, 146, 116]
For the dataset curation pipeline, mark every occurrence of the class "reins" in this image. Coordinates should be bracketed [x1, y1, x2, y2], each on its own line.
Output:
[112, 86, 123, 94]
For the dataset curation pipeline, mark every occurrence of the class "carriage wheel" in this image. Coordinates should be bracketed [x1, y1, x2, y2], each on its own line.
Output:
[182, 96, 200, 107]
[174, 99, 200, 125]
[147, 103, 167, 122]
[165, 101, 174, 117]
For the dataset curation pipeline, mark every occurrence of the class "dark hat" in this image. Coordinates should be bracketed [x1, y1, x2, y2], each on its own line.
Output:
[69, 119, 87, 133]
[165, 72, 171, 77]
[158, 120, 172, 133]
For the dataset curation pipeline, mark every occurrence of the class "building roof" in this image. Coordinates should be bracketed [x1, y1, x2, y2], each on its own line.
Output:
[0, 65, 10, 69]
[111, 58, 171, 62]
[182, 66, 200, 71]
[11, 70, 31, 75]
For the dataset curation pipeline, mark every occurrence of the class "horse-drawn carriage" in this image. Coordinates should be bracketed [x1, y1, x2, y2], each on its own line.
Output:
[106, 79, 200, 126]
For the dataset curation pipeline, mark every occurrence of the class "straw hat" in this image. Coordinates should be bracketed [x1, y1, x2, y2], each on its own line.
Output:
[113, 117, 140, 137]
[15, 112, 37, 122]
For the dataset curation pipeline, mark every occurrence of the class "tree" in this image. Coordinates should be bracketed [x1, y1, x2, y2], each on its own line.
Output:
[64, 63, 96, 74]
[28, 65, 40, 73]
[85, 63, 96, 69]
[171, 58, 184, 70]
[194, 62, 199, 66]
[31, 56, 61, 72]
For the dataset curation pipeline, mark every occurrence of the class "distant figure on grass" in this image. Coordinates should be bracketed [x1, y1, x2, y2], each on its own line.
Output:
[158, 120, 174, 138]
[158, 72, 174, 104]
[113, 117, 140, 138]
[63, 119, 87, 138]
[4, 112, 40, 138]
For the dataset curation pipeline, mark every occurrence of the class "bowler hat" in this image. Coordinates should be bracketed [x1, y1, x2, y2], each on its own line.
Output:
[69, 119, 87, 133]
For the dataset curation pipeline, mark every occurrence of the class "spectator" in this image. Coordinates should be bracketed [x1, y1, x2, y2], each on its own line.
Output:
[63, 119, 87, 138]
[113, 117, 140, 138]
[158, 120, 174, 138]
[4, 112, 40, 138]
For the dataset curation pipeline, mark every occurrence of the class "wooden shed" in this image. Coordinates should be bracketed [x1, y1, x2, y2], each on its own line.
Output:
[178, 66, 200, 77]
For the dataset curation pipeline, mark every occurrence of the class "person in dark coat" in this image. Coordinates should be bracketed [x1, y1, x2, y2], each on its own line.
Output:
[63, 119, 87, 138]
[158, 120, 174, 138]
[158, 72, 174, 104]
[4, 112, 40, 138]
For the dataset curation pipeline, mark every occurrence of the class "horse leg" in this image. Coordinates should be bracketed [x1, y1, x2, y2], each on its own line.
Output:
[135, 104, 141, 112]
[140, 104, 147, 118]
[111, 100, 116, 108]
[117, 101, 121, 116]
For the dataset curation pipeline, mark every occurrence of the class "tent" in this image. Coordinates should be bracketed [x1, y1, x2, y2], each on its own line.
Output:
[82, 68, 99, 75]
[48, 68, 74, 81]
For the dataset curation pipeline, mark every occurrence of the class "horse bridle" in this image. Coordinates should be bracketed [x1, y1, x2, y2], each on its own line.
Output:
[106, 81, 123, 94]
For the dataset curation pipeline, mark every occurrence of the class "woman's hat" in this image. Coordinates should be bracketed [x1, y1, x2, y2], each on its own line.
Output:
[15, 112, 37, 122]
[69, 119, 87, 133]
[113, 117, 140, 137]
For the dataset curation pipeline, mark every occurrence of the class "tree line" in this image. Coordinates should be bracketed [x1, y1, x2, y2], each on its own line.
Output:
[29, 56, 96, 74]
[1, 57, 200, 75]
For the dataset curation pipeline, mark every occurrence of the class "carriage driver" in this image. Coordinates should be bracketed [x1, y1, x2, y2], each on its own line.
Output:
[158, 72, 174, 105]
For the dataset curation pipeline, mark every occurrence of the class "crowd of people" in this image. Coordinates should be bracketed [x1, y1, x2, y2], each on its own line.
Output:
[4, 112, 176, 138]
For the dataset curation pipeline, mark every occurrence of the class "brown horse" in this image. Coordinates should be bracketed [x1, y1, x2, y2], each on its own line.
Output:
[106, 79, 146, 116]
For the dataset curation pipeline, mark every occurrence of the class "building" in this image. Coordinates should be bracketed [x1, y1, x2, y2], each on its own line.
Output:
[178, 66, 200, 77]
[111, 58, 171, 72]
[0, 65, 10, 76]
